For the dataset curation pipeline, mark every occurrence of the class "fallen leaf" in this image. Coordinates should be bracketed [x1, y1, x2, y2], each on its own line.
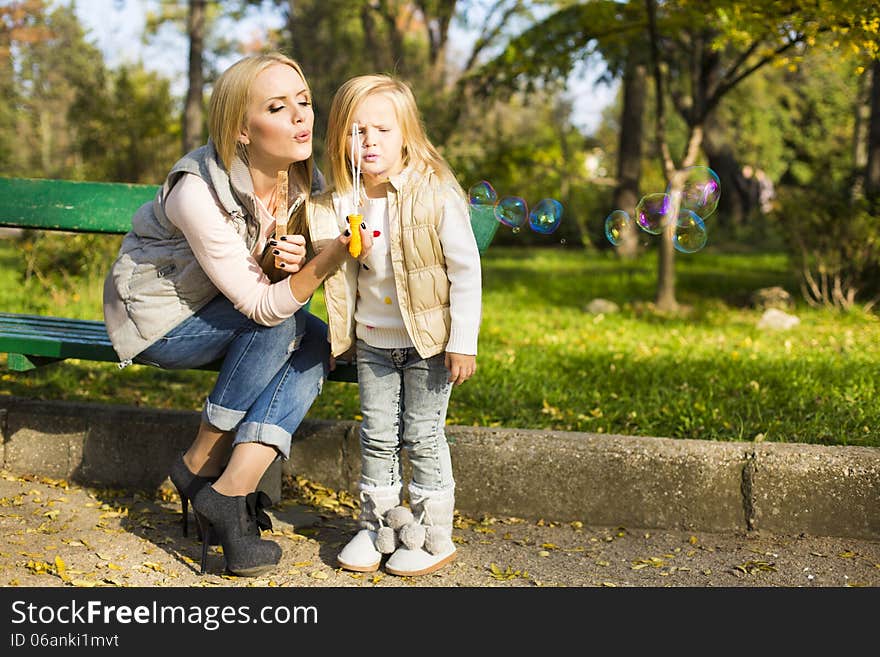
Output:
[733, 560, 777, 575]
[54, 555, 70, 583]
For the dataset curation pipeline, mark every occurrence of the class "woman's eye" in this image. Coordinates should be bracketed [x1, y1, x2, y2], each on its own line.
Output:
[268, 105, 285, 114]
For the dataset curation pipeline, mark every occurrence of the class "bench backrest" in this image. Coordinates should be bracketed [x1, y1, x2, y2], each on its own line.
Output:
[0, 176, 497, 254]
[0, 177, 158, 234]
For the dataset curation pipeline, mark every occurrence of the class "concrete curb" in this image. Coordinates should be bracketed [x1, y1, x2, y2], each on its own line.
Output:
[2, 395, 878, 539]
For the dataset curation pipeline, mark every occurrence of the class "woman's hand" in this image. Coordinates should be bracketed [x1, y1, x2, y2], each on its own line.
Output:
[341, 220, 373, 261]
[445, 352, 476, 386]
[272, 233, 307, 272]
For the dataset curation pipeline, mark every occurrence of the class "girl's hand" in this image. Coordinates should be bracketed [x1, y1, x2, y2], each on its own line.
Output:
[272, 233, 307, 272]
[445, 352, 476, 386]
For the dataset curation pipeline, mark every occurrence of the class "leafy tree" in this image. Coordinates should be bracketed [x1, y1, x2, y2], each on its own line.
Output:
[471, 0, 880, 311]
[2, 1, 107, 178]
[71, 64, 180, 184]
[143, 0, 254, 154]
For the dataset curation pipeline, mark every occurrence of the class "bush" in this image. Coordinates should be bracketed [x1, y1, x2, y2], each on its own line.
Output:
[773, 187, 880, 310]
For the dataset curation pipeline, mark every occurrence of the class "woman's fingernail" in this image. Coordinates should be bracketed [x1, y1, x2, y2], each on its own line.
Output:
[345, 216, 350, 224]
[344, 229, 351, 237]
[360, 222, 366, 230]
[269, 239, 278, 246]
[272, 249, 280, 255]
[280, 235, 288, 241]
[279, 263, 286, 268]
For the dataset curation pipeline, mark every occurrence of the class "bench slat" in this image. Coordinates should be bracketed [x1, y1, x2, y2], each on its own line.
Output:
[0, 177, 157, 234]
[0, 312, 357, 382]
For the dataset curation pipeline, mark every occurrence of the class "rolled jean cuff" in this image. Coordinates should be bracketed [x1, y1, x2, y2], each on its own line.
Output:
[203, 399, 247, 432]
[234, 421, 293, 461]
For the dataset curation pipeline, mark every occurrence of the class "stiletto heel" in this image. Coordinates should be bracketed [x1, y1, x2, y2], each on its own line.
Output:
[180, 493, 190, 537]
[195, 512, 211, 574]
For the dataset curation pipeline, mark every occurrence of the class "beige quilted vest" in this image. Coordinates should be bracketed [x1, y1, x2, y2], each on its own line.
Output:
[308, 168, 452, 359]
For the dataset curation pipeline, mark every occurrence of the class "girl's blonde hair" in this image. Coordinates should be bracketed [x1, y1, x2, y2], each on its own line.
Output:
[325, 74, 457, 196]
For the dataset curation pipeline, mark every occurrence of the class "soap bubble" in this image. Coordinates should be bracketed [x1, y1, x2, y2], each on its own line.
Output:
[529, 199, 563, 234]
[669, 166, 721, 219]
[673, 210, 708, 253]
[635, 193, 674, 235]
[604, 210, 632, 246]
[468, 180, 497, 206]
[494, 196, 528, 229]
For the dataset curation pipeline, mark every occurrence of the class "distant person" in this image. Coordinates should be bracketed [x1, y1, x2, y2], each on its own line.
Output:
[103, 53, 370, 576]
[309, 74, 482, 576]
[755, 168, 776, 214]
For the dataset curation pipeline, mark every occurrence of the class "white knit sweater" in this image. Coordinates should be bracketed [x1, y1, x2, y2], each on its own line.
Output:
[354, 196, 413, 348]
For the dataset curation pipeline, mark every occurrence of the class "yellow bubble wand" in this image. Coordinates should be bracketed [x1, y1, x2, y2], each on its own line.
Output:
[348, 122, 363, 258]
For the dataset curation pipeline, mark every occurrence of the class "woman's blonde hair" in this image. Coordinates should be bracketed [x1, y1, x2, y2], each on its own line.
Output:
[209, 52, 313, 239]
[325, 74, 456, 196]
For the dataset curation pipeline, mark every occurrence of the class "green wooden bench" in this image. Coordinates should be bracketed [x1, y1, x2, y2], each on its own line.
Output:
[0, 176, 497, 382]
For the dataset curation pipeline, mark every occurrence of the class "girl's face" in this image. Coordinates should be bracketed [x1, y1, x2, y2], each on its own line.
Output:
[351, 93, 405, 184]
[240, 63, 314, 171]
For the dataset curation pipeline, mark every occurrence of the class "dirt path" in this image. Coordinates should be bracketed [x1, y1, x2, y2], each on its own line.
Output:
[1, 470, 878, 588]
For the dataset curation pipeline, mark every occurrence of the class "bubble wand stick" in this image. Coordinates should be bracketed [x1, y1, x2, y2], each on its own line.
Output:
[348, 122, 363, 258]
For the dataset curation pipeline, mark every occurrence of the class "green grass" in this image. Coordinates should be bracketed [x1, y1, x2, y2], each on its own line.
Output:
[2, 241, 879, 447]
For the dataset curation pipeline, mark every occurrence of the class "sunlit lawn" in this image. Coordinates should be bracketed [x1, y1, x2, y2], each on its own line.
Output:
[2, 241, 878, 447]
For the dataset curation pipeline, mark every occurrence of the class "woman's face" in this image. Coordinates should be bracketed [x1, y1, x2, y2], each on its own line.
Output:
[240, 63, 314, 171]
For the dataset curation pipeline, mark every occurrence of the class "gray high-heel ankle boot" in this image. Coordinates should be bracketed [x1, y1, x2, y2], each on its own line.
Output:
[192, 485, 281, 577]
[169, 452, 219, 539]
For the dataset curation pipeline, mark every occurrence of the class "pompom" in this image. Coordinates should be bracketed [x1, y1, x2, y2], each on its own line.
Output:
[375, 526, 397, 554]
[399, 522, 427, 550]
[385, 506, 414, 531]
[424, 526, 454, 555]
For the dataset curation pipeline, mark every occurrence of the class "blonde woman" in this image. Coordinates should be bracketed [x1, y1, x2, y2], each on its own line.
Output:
[103, 53, 368, 576]
[309, 75, 482, 576]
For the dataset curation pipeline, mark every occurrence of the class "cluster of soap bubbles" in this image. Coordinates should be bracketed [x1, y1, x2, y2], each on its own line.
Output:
[604, 166, 720, 254]
[468, 180, 563, 235]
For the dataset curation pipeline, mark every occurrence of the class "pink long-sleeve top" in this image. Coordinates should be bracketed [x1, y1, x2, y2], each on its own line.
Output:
[163, 172, 306, 326]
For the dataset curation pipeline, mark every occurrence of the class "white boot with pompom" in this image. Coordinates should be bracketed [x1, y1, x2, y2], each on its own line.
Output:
[384, 485, 456, 577]
[337, 484, 401, 572]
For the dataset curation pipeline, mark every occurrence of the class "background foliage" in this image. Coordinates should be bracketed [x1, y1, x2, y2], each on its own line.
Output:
[1, 0, 879, 445]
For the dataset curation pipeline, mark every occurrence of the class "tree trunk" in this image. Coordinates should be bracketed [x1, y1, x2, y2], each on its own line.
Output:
[701, 116, 754, 227]
[612, 54, 646, 258]
[655, 220, 677, 309]
[183, 0, 205, 155]
[866, 58, 880, 206]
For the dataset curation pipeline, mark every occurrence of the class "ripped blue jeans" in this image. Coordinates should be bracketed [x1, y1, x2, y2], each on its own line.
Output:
[136, 294, 329, 460]
[356, 340, 455, 491]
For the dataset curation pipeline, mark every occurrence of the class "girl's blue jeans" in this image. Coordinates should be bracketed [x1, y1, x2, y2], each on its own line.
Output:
[136, 294, 329, 460]
[355, 340, 455, 491]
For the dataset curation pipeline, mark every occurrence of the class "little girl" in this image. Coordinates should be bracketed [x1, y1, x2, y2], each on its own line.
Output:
[308, 74, 482, 576]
